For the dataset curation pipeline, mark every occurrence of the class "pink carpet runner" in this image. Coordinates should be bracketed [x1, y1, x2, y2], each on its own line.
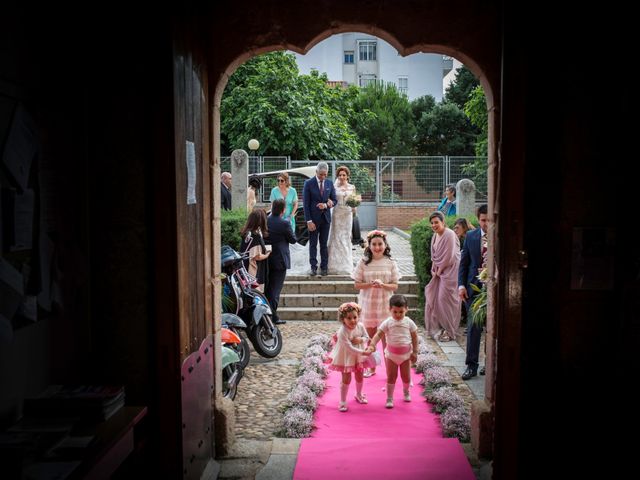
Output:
[293, 348, 475, 480]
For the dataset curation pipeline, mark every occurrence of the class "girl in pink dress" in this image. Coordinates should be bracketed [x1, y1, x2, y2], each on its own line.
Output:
[327, 302, 370, 412]
[351, 230, 401, 377]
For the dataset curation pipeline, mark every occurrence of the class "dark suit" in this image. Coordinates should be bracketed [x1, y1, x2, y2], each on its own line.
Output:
[302, 177, 337, 271]
[458, 227, 484, 371]
[265, 214, 297, 322]
[221, 183, 231, 210]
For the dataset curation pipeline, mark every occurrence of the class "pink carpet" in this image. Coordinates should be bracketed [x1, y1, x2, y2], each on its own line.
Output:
[293, 346, 475, 480]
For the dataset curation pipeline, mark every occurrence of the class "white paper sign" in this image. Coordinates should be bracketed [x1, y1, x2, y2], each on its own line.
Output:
[186, 141, 196, 205]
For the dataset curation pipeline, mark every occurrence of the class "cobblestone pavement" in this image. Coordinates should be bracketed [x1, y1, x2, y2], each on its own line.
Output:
[233, 322, 480, 441]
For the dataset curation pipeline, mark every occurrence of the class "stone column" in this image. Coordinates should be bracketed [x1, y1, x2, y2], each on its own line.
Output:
[456, 178, 476, 217]
[230, 149, 248, 210]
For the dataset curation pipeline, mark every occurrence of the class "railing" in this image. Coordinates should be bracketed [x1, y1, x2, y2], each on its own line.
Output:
[221, 156, 488, 204]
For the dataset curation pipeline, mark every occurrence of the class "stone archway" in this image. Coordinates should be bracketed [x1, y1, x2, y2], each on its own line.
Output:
[207, 1, 507, 465]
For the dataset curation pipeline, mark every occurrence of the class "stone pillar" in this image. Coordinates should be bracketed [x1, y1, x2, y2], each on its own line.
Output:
[230, 149, 248, 210]
[456, 178, 476, 217]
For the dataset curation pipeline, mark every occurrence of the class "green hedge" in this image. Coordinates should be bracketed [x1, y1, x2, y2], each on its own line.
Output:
[409, 214, 477, 321]
[221, 208, 248, 251]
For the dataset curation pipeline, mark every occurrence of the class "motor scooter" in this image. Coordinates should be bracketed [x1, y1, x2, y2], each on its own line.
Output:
[221, 327, 244, 400]
[222, 312, 250, 369]
[221, 245, 283, 358]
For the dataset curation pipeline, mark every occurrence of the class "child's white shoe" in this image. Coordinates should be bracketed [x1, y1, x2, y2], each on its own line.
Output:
[385, 398, 394, 409]
[403, 391, 411, 402]
[339, 402, 348, 412]
[354, 393, 368, 404]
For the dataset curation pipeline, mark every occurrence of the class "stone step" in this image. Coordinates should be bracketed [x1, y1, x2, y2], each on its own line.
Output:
[281, 280, 419, 295]
[285, 274, 418, 282]
[279, 293, 419, 308]
[277, 307, 420, 321]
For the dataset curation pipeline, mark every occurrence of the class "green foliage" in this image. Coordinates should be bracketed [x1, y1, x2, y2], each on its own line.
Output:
[221, 52, 361, 160]
[469, 282, 487, 327]
[221, 208, 248, 251]
[444, 66, 480, 109]
[410, 215, 477, 319]
[461, 85, 488, 192]
[410, 95, 437, 124]
[351, 82, 416, 159]
[463, 85, 488, 156]
[414, 102, 476, 156]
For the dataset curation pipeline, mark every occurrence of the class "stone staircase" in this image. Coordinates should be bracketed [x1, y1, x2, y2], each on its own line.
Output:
[278, 274, 420, 321]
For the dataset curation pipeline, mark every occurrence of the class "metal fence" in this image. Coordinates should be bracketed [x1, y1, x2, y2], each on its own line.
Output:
[220, 156, 488, 204]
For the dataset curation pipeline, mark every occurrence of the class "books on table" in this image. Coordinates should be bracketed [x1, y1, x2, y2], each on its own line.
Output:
[23, 385, 125, 421]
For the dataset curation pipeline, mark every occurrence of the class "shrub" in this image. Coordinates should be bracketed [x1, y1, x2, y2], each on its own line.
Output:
[441, 406, 471, 442]
[280, 407, 314, 438]
[221, 208, 248, 251]
[303, 344, 326, 359]
[414, 352, 440, 373]
[425, 386, 465, 413]
[308, 334, 332, 351]
[297, 370, 326, 395]
[283, 385, 318, 412]
[298, 355, 328, 379]
[422, 365, 452, 392]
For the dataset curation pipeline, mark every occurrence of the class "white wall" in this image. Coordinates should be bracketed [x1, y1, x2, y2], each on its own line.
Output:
[292, 33, 445, 101]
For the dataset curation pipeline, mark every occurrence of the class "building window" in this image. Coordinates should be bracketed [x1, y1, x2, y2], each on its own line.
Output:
[344, 51, 354, 64]
[359, 74, 377, 88]
[398, 77, 408, 96]
[358, 41, 377, 61]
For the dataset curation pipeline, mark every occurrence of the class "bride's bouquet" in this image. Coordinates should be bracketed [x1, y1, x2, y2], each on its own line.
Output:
[345, 193, 362, 208]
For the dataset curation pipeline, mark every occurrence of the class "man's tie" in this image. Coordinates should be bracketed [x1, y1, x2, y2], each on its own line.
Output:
[481, 232, 488, 269]
[319, 180, 324, 197]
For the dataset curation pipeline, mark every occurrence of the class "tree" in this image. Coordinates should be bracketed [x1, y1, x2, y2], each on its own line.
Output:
[410, 94, 436, 125]
[221, 52, 361, 159]
[444, 66, 480, 109]
[462, 85, 488, 192]
[414, 102, 476, 156]
[350, 82, 416, 159]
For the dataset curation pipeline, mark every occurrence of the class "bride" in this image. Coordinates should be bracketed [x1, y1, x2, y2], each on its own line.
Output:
[327, 166, 357, 275]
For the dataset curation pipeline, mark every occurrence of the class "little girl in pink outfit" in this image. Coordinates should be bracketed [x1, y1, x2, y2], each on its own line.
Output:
[365, 294, 418, 408]
[327, 302, 371, 412]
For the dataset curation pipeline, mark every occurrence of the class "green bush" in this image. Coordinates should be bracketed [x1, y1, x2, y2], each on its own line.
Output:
[409, 214, 477, 321]
[221, 208, 248, 251]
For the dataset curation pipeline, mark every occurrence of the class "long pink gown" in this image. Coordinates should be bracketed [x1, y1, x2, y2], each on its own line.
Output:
[424, 228, 461, 340]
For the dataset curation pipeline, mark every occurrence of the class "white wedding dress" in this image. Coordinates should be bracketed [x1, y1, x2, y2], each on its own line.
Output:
[327, 182, 355, 275]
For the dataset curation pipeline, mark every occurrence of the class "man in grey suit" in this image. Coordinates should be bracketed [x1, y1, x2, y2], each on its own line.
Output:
[221, 172, 232, 210]
[265, 198, 297, 325]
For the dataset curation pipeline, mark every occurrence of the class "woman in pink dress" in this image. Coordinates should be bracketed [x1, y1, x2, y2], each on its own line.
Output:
[351, 230, 401, 376]
[327, 302, 370, 412]
[424, 211, 461, 342]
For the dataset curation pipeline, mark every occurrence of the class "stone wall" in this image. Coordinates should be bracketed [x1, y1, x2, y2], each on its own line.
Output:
[376, 205, 435, 230]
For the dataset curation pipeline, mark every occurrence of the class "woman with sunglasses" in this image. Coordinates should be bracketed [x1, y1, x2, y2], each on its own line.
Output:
[269, 172, 298, 232]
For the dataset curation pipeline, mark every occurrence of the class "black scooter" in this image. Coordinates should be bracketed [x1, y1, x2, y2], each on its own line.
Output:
[221, 245, 283, 358]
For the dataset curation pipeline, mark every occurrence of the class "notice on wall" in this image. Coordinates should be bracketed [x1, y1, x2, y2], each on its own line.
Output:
[186, 141, 197, 205]
[570, 227, 615, 290]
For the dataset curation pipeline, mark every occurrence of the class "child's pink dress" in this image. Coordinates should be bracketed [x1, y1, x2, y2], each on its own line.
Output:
[328, 323, 370, 372]
[351, 257, 401, 329]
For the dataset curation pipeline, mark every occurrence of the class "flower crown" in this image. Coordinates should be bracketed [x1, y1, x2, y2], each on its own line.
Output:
[366, 229, 387, 240]
[338, 302, 361, 314]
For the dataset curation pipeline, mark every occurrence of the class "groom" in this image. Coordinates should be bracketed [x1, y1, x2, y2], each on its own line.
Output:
[303, 162, 337, 276]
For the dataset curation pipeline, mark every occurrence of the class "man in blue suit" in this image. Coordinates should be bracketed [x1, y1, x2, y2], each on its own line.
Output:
[265, 199, 297, 325]
[459, 204, 489, 380]
[302, 162, 337, 276]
